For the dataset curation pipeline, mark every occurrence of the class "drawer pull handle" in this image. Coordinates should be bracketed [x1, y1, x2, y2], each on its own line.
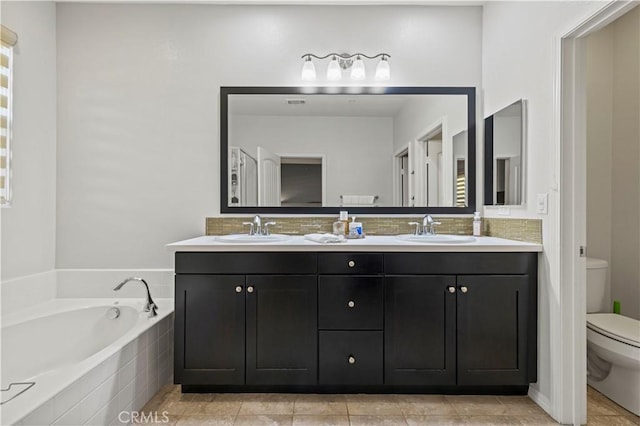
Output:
[448, 286, 456, 293]
[460, 286, 468, 294]
[235, 286, 243, 293]
[247, 286, 254, 293]
[348, 260, 356, 268]
[347, 300, 355, 308]
[348, 355, 356, 365]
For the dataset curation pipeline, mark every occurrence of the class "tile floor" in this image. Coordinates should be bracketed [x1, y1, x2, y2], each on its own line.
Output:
[141, 384, 640, 425]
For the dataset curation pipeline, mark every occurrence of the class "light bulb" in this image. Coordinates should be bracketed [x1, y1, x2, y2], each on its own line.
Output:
[350, 56, 366, 81]
[375, 56, 390, 81]
[301, 57, 316, 81]
[326, 56, 341, 81]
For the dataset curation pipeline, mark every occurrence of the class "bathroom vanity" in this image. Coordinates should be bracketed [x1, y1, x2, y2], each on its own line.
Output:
[169, 236, 542, 394]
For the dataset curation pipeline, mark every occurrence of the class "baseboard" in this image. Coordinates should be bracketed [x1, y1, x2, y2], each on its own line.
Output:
[528, 384, 553, 419]
[56, 269, 174, 299]
[1, 270, 57, 315]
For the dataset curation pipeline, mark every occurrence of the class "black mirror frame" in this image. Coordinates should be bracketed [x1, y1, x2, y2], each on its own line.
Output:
[221, 86, 476, 214]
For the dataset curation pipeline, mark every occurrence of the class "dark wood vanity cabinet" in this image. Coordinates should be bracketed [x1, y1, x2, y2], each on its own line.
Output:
[174, 251, 537, 392]
[174, 253, 318, 387]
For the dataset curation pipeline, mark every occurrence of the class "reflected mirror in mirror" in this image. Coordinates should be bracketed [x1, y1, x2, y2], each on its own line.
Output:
[222, 87, 476, 213]
[484, 99, 527, 206]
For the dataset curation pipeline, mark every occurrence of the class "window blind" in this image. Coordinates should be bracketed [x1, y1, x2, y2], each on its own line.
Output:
[0, 24, 16, 205]
[456, 160, 466, 207]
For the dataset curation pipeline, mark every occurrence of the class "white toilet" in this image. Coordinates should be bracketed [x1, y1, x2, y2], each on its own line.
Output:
[586, 257, 640, 415]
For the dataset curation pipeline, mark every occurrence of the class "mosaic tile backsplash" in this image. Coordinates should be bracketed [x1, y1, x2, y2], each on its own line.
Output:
[206, 216, 542, 244]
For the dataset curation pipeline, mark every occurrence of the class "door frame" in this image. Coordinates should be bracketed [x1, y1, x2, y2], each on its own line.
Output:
[278, 153, 327, 207]
[393, 144, 410, 206]
[556, 1, 637, 424]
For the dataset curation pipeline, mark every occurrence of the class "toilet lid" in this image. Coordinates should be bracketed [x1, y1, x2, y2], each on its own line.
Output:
[587, 313, 640, 348]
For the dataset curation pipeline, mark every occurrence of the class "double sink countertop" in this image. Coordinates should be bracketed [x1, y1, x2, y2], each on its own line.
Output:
[167, 235, 543, 253]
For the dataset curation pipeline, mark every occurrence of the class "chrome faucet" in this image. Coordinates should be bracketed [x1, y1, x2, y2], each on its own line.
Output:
[113, 277, 158, 317]
[253, 215, 262, 235]
[423, 215, 442, 235]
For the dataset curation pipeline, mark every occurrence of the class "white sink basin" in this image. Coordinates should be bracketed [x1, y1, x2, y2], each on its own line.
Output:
[216, 234, 292, 243]
[396, 234, 476, 244]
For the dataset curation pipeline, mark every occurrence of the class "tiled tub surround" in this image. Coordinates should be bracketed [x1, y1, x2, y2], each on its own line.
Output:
[206, 216, 543, 244]
[0, 299, 174, 425]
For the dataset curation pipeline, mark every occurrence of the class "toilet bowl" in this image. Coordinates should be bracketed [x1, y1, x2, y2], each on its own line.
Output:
[585, 257, 640, 416]
[587, 313, 640, 415]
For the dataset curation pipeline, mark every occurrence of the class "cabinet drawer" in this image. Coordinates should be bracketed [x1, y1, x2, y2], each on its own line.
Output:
[319, 331, 383, 385]
[175, 252, 317, 274]
[318, 253, 383, 275]
[385, 252, 537, 275]
[319, 277, 383, 330]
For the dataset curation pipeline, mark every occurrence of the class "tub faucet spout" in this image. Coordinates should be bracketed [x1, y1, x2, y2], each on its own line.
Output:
[113, 277, 158, 317]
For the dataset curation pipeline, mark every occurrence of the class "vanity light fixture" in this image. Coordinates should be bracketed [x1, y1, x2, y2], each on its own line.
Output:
[301, 55, 316, 81]
[300, 53, 391, 82]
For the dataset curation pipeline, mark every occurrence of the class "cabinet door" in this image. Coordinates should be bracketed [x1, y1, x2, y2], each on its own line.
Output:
[175, 275, 245, 385]
[384, 276, 456, 385]
[246, 275, 318, 385]
[457, 275, 530, 385]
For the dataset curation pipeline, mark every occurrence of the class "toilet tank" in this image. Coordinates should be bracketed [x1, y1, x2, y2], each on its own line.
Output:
[586, 257, 608, 313]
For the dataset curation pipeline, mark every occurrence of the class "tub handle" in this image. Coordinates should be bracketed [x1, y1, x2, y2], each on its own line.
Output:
[106, 307, 120, 320]
[1, 382, 35, 405]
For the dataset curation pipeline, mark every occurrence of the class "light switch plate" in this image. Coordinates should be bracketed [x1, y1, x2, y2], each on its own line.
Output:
[537, 193, 548, 215]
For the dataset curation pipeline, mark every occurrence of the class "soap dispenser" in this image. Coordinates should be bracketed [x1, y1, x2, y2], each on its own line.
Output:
[473, 211, 482, 237]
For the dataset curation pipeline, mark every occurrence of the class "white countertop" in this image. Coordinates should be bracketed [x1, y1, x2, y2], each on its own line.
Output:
[167, 235, 543, 252]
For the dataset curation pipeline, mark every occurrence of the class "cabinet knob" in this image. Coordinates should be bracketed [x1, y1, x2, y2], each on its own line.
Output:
[348, 260, 356, 268]
[448, 286, 456, 293]
[247, 286, 254, 293]
[347, 300, 355, 308]
[460, 286, 468, 294]
[348, 355, 356, 365]
[235, 286, 243, 293]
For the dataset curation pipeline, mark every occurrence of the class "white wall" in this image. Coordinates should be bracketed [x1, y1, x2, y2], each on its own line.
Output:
[232, 115, 394, 206]
[586, 7, 640, 321]
[0, 1, 57, 281]
[56, 4, 482, 269]
[610, 6, 640, 320]
[482, 0, 605, 419]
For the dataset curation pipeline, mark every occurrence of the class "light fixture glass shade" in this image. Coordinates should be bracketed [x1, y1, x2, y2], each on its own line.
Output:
[350, 56, 366, 80]
[326, 57, 341, 81]
[301, 58, 316, 81]
[375, 57, 390, 81]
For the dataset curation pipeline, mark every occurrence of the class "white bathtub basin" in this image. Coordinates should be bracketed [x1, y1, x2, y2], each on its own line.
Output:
[216, 234, 292, 243]
[396, 234, 476, 244]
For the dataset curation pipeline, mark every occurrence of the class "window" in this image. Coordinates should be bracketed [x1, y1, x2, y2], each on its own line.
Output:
[0, 25, 16, 206]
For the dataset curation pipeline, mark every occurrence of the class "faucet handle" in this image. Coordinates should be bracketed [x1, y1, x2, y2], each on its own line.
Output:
[408, 222, 421, 235]
[263, 222, 276, 236]
[146, 302, 158, 318]
[242, 222, 255, 235]
[429, 221, 442, 235]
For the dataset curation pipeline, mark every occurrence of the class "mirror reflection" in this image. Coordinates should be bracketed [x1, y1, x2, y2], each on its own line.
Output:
[227, 93, 469, 208]
[484, 99, 527, 206]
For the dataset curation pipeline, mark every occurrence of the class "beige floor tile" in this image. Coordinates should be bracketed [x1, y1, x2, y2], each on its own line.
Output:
[234, 414, 293, 425]
[292, 415, 350, 425]
[497, 397, 546, 416]
[515, 415, 559, 425]
[176, 414, 236, 425]
[213, 393, 255, 403]
[194, 401, 243, 416]
[348, 415, 408, 426]
[587, 416, 640, 426]
[157, 399, 204, 416]
[294, 398, 348, 416]
[239, 400, 295, 415]
[447, 396, 507, 416]
[347, 395, 403, 416]
[405, 415, 466, 425]
[132, 413, 180, 425]
[461, 416, 522, 425]
[587, 395, 631, 417]
[397, 395, 457, 416]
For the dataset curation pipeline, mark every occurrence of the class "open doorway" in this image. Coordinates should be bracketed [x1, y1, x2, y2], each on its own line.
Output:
[279, 155, 326, 207]
[560, 2, 639, 424]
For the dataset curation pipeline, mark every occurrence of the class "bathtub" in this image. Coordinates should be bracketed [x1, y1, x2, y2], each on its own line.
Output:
[0, 298, 174, 425]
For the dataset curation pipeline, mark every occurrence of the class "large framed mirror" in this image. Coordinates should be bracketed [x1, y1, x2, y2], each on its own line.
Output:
[221, 86, 476, 214]
[483, 99, 527, 206]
